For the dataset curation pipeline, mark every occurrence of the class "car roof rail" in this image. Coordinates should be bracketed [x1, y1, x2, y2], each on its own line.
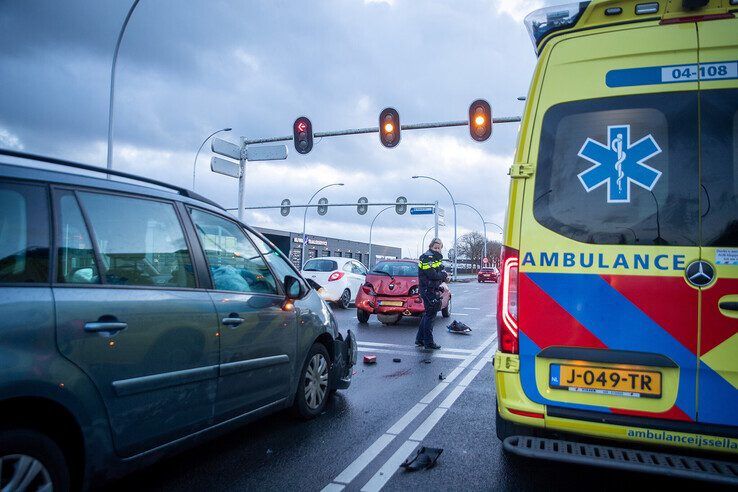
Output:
[0, 148, 224, 209]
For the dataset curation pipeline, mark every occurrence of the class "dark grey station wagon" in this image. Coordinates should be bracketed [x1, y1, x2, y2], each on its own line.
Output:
[0, 151, 356, 491]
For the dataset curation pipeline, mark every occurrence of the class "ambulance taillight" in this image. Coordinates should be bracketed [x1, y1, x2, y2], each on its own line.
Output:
[497, 246, 519, 354]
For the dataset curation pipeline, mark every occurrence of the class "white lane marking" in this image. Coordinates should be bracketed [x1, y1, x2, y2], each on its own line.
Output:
[439, 385, 465, 409]
[463, 307, 481, 310]
[386, 403, 427, 435]
[449, 312, 469, 316]
[324, 335, 496, 491]
[442, 366, 465, 383]
[357, 347, 466, 360]
[458, 368, 481, 388]
[321, 484, 345, 492]
[419, 382, 448, 404]
[409, 407, 448, 441]
[485, 314, 496, 317]
[360, 440, 419, 492]
[333, 433, 396, 484]
[474, 347, 496, 371]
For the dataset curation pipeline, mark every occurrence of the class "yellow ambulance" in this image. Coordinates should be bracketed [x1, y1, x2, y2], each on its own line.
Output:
[495, 0, 738, 482]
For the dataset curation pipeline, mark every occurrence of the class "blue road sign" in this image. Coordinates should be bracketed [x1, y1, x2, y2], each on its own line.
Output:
[410, 207, 435, 215]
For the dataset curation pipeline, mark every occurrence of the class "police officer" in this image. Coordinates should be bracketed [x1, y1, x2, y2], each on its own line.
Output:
[416, 238, 448, 350]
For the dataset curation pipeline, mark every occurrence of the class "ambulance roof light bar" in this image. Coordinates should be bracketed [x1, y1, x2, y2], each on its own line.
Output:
[524, 1, 590, 51]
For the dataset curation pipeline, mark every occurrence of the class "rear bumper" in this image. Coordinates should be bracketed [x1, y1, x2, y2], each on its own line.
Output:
[355, 292, 426, 315]
[494, 351, 738, 456]
[503, 435, 738, 485]
[330, 330, 357, 390]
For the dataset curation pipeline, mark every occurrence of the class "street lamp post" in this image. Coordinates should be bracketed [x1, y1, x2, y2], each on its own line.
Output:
[420, 225, 435, 256]
[412, 175, 457, 279]
[106, 0, 141, 171]
[457, 202, 487, 269]
[301, 183, 344, 268]
[192, 127, 232, 190]
[369, 206, 393, 269]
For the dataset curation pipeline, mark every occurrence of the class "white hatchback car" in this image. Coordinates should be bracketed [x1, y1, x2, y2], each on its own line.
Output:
[301, 257, 367, 308]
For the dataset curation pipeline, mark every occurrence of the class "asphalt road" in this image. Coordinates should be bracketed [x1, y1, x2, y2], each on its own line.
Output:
[103, 281, 730, 492]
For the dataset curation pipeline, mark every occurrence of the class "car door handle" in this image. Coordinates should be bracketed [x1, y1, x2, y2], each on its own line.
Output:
[719, 301, 738, 311]
[222, 317, 245, 327]
[84, 321, 128, 333]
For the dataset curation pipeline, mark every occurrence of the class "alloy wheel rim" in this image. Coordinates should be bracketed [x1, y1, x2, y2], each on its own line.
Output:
[0, 454, 53, 492]
[304, 353, 329, 410]
[341, 290, 350, 308]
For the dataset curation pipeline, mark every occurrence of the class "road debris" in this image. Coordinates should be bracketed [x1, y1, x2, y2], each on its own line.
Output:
[363, 355, 377, 364]
[401, 446, 443, 471]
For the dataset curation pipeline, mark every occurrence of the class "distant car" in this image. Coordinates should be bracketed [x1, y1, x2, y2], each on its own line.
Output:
[355, 259, 451, 325]
[301, 257, 367, 309]
[477, 267, 499, 283]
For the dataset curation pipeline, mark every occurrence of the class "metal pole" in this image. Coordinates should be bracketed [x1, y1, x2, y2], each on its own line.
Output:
[237, 158, 245, 222]
[412, 175, 457, 279]
[193, 127, 231, 190]
[369, 206, 393, 268]
[434, 200, 439, 239]
[106, 0, 141, 171]
[457, 202, 487, 269]
[301, 183, 344, 268]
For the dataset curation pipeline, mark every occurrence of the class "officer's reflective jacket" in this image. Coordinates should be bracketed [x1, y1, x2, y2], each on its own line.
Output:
[418, 250, 447, 298]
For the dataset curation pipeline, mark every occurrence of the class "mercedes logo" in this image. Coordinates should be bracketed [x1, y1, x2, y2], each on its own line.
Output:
[685, 260, 715, 287]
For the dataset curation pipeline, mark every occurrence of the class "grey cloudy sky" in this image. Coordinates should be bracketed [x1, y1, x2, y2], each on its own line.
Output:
[0, 0, 552, 257]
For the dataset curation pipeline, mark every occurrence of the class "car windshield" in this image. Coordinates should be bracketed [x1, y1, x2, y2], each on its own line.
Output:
[372, 261, 418, 277]
[303, 259, 337, 272]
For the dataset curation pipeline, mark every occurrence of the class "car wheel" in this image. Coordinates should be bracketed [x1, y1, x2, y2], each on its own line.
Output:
[338, 289, 351, 309]
[0, 429, 70, 492]
[294, 343, 331, 419]
[357, 308, 370, 324]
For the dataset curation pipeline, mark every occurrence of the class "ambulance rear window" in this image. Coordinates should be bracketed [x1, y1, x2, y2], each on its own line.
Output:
[533, 92, 699, 246]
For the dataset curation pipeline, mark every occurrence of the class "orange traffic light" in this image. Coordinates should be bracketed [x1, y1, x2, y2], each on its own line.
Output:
[469, 99, 492, 142]
[379, 108, 400, 148]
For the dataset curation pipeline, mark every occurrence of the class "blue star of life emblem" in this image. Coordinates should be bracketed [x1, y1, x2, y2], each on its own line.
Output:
[577, 125, 662, 203]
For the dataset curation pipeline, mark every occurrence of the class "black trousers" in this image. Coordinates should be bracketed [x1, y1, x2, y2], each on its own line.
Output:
[416, 293, 440, 345]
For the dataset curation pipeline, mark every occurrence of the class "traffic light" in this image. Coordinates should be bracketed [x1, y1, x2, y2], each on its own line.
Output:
[280, 198, 291, 217]
[293, 116, 313, 154]
[469, 99, 492, 142]
[357, 197, 368, 215]
[379, 108, 401, 148]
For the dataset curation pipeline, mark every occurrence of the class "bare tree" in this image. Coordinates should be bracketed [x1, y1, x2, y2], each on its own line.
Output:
[458, 231, 503, 270]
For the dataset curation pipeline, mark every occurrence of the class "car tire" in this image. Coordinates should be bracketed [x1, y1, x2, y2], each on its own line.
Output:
[0, 428, 71, 492]
[294, 343, 331, 419]
[357, 308, 370, 324]
[337, 289, 351, 309]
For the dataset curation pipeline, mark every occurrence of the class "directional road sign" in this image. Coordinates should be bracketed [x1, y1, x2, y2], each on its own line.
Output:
[211, 138, 241, 160]
[410, 206, 435, 215]
[245, 144, 288, 161]
[210, 156, 241, 178]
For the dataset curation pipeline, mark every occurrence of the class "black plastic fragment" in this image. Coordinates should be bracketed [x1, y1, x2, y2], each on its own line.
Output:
[401, 446, 443, 471]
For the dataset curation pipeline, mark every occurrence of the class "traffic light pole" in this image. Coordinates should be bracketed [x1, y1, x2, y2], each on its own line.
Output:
[239, 116, 521, 146]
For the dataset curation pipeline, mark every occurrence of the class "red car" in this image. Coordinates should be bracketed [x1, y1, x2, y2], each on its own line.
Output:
[355, 259, 451, 325]
[477, 267, 499, 283]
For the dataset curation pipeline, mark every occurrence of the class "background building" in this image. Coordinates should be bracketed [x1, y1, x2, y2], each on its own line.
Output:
[254, 227, 401, 268]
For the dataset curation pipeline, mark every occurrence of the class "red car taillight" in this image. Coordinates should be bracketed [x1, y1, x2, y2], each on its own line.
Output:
[497, 246, 519, 354]
[328, 271, 344, 282]
[361, 283, 376, 296]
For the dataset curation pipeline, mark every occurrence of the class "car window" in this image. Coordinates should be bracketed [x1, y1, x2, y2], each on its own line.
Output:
[302, 259, 337, 272]
[372, 261, 419, 277]
[189, 209, 277, 294]
[245, 229, 303, 288]
[0, 182, 49, 283]
[78, 192, 196, 288]
[351, 261, 365, 275]
[56, 192, 99, 284]
[701, 88, 738, 247]
[533, 92, 699, 246]
[342, 261, 353, 272]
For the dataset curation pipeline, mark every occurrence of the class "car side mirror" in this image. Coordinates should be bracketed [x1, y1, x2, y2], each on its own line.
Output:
[284, 275, 303, 300]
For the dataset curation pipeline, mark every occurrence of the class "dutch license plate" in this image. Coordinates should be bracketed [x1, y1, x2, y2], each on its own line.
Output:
[549, 364, 661, 398]
[379, 300, 403, 307]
